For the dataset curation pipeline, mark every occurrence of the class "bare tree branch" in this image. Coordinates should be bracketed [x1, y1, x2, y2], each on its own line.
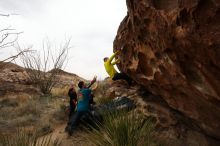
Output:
[0, 49, 31, 69]
[0, 27, 23, 68]
[0, 27, 15, 32]
[0, 13, 19, 17]
[0, 27, 23, 48]
[0, 13, 10, 17]
[1, 49, 31, 62]
[19, 39, 71, 94]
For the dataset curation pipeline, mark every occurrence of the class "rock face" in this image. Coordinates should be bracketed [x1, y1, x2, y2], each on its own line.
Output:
[114, 0, 220, 141]
[0, 63, 85, 97]
[105, 80, 219, 145]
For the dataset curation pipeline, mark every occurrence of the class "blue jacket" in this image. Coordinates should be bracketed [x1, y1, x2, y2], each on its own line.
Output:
[76, 88, 92, 111]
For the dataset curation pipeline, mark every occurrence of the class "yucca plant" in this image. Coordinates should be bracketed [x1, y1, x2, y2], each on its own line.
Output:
[0, 128, 61, 146]
[86, 110, 157, 146]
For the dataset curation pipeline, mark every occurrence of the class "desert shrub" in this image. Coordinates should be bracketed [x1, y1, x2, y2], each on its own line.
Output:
[36, 123, 53, 137]
[17, 99, 42, 117]
[0, 98, 19, 108]
[86, 110, 157, 146]
[0, 128, 61, 146]
[51, 103, 68, 123]
[19, 39, 70, 94]
[0, 97, 44, 130]
[0, 99, 40, 120]
[51, 86, 69, 97]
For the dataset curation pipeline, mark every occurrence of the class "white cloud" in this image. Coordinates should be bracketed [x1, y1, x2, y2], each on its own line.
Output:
[0, 0, 127, 80]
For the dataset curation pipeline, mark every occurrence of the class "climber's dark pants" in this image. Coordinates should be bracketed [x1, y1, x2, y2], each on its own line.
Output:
[67, 111, 93, 135]
[112, 73, 132, 85]
[89, 94, 95, 105]
[69, 111, 85, 131]
[68, 106, 75, 119]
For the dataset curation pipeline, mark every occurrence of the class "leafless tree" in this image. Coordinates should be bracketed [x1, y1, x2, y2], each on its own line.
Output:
[19, 39, 70, 94]
[0, 14, 24, 69]
[0, 27, 21, 48]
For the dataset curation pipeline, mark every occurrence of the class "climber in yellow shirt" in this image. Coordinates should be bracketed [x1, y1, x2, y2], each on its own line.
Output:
[104, 51, 132, 85]
[104, 51, 120, 78]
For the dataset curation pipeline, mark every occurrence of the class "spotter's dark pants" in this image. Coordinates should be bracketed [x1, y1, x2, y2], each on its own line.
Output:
[67, 111, 93, 135]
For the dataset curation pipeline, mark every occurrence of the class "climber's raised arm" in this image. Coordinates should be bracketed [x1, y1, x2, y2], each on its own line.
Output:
[109, 51, 119, 63]
[111, 58, 120, 65]
[86, 75, 97, 88]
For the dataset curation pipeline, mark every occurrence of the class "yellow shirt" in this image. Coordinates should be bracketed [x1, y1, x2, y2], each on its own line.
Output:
[104, 52, 119, 78]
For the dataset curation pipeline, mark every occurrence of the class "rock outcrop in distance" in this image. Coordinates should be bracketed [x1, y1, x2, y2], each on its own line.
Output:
[114, 0, 220, 142]
[0, 62, 85, 97]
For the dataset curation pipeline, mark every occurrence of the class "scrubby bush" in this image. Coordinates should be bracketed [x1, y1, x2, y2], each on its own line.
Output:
[51, 86, 69, 97]
[0, 128, 61, 146]
[51, 103, 68, 123]
[86, 110, 158, 146]
[0, 98, 19, 108]
[19, 40, 70, 94]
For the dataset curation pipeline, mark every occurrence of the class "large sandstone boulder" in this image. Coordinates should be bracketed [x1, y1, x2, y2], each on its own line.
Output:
[104, 80, 220, 145]
[114, 0, 220, 141]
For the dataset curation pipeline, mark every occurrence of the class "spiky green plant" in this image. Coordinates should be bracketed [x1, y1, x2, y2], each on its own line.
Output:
[0, 128, 61, 146]
[86, 110, 157, 146]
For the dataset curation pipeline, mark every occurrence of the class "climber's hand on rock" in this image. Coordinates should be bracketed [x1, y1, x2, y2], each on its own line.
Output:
[115, 50, 120, 55]
[114, 47, 121, 53]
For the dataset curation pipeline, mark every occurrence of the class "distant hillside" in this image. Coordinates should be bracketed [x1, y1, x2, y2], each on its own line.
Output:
[0, 62, 86, 97]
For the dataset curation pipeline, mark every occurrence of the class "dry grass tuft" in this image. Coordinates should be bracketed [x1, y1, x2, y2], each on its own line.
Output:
[51, 86, 69, 97]
[0, 98, 19, 108]
[0, 128, 61, 146]
[0, 94, 68, 134]
[51, 103, 68, 124]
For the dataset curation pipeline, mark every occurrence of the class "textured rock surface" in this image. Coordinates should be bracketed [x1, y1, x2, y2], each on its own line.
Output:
[114, 0, 220, 141]
[0, 63, 85, 97]
[105, 80, 220, 146]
